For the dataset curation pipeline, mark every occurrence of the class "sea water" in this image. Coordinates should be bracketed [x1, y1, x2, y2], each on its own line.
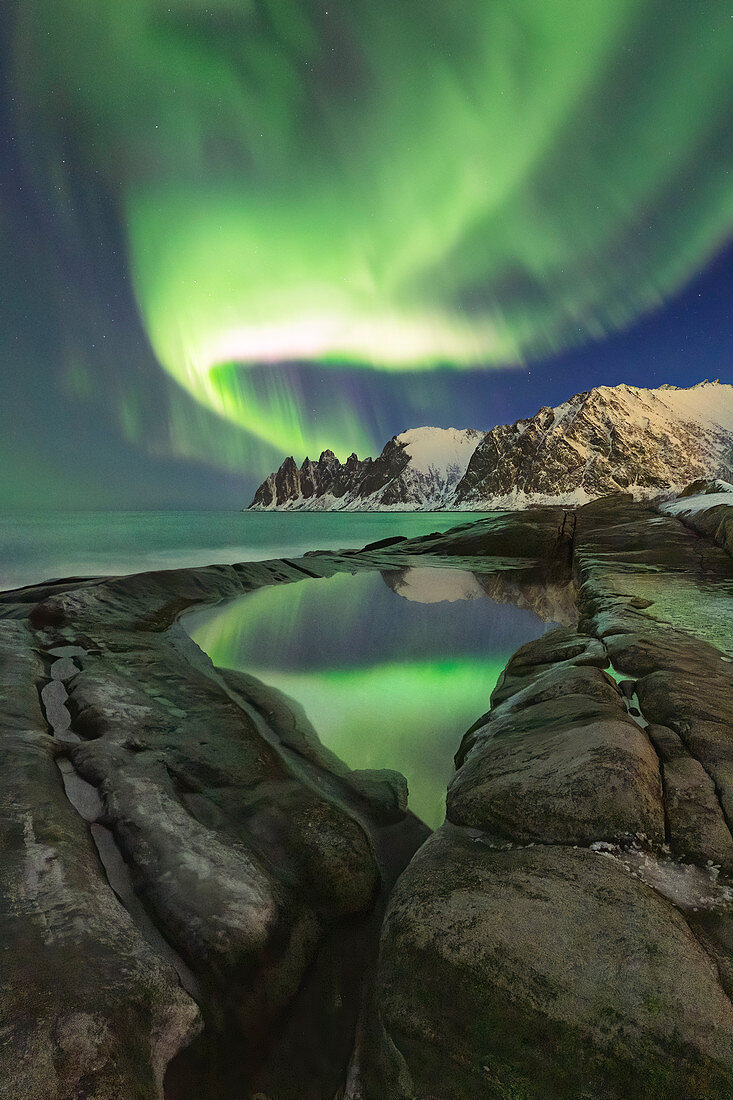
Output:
[0, 509, 489, 591]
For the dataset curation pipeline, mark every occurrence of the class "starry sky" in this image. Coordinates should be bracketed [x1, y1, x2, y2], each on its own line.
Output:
[1, 0, 731, 510]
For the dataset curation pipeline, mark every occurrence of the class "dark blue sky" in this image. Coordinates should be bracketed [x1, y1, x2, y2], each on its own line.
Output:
[474, 243, 733, 431]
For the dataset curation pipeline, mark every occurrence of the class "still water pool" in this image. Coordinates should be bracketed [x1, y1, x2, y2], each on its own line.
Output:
[185, 566, 555, 828]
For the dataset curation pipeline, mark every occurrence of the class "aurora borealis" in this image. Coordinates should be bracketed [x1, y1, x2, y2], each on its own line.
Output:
[184, 567, 551, 827]
[1, 1, 732, 504]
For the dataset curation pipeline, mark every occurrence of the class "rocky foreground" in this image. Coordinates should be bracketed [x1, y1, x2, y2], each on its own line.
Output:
[0, 488, 732, 1098]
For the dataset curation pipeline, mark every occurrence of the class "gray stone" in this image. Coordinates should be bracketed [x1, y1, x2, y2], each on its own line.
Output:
[449, 695, 665, 847]
[41, 677, 71, 732]
[0, 628, 200, 1100]
[50, 656, 80, 682]
[366, 827, 733, 1100]
[647, 724, 733, 873]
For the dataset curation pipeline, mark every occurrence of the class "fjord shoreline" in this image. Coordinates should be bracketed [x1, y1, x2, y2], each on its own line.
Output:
[1, 492, 732, 1099]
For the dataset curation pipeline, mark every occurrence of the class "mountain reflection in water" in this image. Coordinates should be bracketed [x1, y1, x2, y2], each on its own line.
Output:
[185, 566, 556, 829]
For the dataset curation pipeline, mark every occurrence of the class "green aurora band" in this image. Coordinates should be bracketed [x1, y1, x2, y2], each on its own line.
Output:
[13, 0, 733, 458]
[215, 660, 506, 829]
[185, 570, 512, 828]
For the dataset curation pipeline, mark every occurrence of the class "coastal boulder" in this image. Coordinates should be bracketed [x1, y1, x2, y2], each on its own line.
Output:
[365, 828, 733, 1100]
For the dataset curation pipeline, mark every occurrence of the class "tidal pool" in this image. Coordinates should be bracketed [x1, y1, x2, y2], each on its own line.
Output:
[185, 566, 555, 829]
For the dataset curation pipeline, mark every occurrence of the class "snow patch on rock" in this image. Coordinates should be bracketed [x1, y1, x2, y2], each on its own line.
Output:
[661, 482, 733, 518]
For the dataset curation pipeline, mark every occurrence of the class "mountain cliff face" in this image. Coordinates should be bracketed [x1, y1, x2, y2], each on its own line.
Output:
[455, 380, 733, 507]
[250, 427, 484, 509]
[251, 449, 374, 508]
[249, 381, 733, 510]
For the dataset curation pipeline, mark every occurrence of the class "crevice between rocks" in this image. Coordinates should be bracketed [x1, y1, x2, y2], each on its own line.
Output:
[37, 651, 202, 1004]
[654, 754, 673, 849]
[678, 908, 733, 1010]
[668, 727, 733, 854]
[280, 558, 326, 580]
[559, 508, 577, 565]
[636, 688, 733, 853]
[605, 660, 672, 849]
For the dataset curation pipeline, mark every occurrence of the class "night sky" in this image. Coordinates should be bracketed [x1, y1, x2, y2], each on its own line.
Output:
[1, 1, 731, 510]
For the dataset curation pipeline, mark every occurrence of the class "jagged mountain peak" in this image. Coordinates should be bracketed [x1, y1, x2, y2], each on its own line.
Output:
[249, 380, 733, 511]
[455, 380, 733, 506]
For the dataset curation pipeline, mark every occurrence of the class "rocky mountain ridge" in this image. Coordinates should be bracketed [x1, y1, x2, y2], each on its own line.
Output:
[250, 426, 484, 510]
[249, 380, 733, 510]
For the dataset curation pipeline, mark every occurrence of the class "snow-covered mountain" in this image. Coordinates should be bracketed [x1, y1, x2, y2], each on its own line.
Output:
[248, 380, 733, 511]
[455, 379, 733, 508]
[249, 427, 484, 510]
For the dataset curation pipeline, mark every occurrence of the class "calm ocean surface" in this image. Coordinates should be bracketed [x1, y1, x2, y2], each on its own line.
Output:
[0, 510, 489, 591]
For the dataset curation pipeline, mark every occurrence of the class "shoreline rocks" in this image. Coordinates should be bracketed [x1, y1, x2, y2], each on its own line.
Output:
[348, 494, 733, 1099]
[0, 491, 732, 1097]
[0, 623, 201, 1100]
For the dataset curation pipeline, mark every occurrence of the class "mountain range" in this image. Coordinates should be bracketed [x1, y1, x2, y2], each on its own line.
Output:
[249, 380, 733, 511]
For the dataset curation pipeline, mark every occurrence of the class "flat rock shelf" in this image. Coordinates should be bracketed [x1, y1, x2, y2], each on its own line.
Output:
[1, 491, 732, 1099]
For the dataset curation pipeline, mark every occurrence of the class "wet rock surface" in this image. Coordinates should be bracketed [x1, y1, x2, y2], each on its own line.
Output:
[0, 549, 436, 1099]
[351, 495, 733, 1099]
[368, 830, 733, 1100]
[0, 493, 732, 1097]
[0, 623, 201, 1100]
[448, 677, 666, 847]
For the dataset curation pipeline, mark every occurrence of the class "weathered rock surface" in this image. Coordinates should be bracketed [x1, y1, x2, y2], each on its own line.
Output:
[573, 496, 733, 868]
[358, 846, 733, 1100]
[646, 723, 733, 873]
[659, 479, 733, 557]
[486, 627, 607, 708]
[448, 666, 665, 847]
[40, 611, 382, 1055]
[393, 506, 575, 570]
[0, 544, 447, 1099]
[0, 622, 201, 1100]
[2, 497, 733, 1098]
[351, 495, 733, 1099]
[368, 829, 733, 1100]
